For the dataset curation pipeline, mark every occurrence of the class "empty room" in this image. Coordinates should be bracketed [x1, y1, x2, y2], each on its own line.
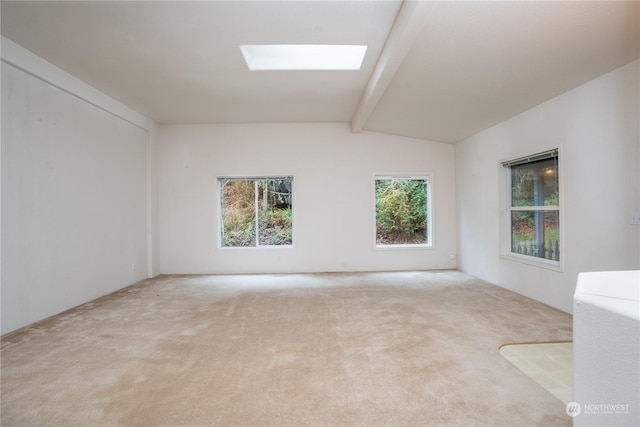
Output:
[1, 1, 638, 426]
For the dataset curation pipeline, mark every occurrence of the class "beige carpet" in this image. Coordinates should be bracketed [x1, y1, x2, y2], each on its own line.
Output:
[1, 271, 573, 426]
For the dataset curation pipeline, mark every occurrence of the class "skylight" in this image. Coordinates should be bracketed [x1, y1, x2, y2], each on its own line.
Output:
[240, 45, 367, 71]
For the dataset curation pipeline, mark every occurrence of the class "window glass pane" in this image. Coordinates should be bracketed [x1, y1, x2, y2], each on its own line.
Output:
[375, 178, 428, 245]
[220, 180, 256, 247]
[511, 157, 558, 207]
[258, 178, 293, 245]
[219, 177, 293, 248]
[511, 210, 560, 261]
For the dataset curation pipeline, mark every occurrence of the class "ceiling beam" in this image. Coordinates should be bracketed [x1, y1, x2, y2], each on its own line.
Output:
[351, 0, 432, 133]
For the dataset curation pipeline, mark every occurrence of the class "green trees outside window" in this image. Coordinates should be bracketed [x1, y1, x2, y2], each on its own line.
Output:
[375, 177, 430, 246]
[219, 177, 293, 247]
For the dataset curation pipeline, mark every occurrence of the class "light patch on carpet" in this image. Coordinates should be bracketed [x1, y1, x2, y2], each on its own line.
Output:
[500, 341, 573, 404]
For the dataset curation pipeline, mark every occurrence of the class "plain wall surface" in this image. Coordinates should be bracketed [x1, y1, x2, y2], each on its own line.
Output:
[456, 60, 640, 313]
[573, 271, 640, 426]
[1, 44, 157, 334]
[159, 123, 457, 274]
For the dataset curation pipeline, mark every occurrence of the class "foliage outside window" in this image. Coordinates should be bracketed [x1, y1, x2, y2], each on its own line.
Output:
[505, 150, 560, 263]
[375, 176, 430, 246]
[219, 177, 293, 247]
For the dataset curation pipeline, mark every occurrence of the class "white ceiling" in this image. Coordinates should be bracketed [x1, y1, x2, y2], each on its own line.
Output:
[2, 1, 638, 143]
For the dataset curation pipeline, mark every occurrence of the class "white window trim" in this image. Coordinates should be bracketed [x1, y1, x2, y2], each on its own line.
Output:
[499, 149, 564, 272]
[373, 173, 434, 250]
[217, 176, 294, 249]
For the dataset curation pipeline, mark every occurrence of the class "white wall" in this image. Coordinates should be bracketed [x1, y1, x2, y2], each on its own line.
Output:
[159, 123, 457, 274]
[456, 60, 640, 313]
[1, 38, 159, 334]
[573, 271, 640, 427]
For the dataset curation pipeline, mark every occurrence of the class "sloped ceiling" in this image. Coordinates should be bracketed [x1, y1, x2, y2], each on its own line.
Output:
[2, 1, 639, 143]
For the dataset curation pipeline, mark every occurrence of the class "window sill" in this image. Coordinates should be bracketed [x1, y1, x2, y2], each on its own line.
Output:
[500, 252, 563, 272]
[218, 245, 294, 250]
[375, 244, 433, 250]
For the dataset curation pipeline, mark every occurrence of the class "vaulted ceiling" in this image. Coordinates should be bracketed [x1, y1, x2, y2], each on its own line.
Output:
[2, 1, 638, 143]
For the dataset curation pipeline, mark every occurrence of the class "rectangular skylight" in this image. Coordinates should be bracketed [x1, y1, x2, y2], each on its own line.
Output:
[240, 44, 367, 71]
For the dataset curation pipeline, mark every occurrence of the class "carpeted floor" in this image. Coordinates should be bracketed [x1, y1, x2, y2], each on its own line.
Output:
[1, 271, 573, 426]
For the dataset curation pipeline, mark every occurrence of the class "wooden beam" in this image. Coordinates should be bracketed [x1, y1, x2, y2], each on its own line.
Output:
[351, 0, 432, 133]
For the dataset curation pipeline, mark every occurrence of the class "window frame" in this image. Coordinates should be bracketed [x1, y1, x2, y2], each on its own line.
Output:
[217, 176, 294, 249]
[500, 149, 563, 271]
[373, 173, 433, 250]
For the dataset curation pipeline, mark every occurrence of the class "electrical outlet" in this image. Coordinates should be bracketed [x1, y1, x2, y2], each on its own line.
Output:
[632, 212, 640, 225]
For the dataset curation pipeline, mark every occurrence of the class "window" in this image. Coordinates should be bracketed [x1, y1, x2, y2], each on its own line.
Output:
[375, 175, 431, 246]
[218, 177, 293, 247]
[503, 150, 560, 264]
[240, 45, 367, 71]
